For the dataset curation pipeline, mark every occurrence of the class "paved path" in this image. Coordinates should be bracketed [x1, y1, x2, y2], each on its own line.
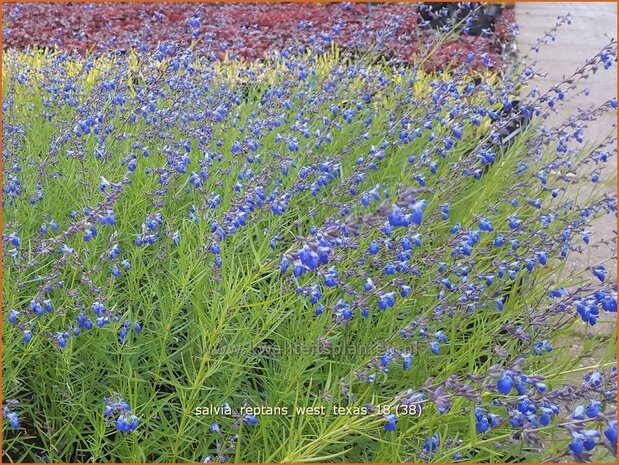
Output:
[516, 2, 617, 277]
[515, 3, 616, 364]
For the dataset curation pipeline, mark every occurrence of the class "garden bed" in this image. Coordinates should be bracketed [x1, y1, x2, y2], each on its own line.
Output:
[3, 2, 515, 71]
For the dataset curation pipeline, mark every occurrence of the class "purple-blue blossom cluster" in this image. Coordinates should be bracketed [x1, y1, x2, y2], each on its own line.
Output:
[2, 400, 20, 430]
[386, 365, 617, 460]
[103, 394, 139, 433]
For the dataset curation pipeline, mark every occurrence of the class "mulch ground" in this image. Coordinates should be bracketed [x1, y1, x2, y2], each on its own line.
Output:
[2, 2, 515, 70]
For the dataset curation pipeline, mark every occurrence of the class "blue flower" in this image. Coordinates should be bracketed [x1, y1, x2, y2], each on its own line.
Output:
[115, 413, 139, 433]
[384, 263, 396, 275]
[400, 285, 411, 298]
[22, 330, 33, 343]
[361, 193, 370, 206]
[568, 438, 584, 457]
[381, 352, 393, 367]
[423, 433, 439, 452]
[508, 215, 520, 229]
[8, 232, 20, 247]
[388, 206, 409, 227]
[6, 411, 19, 429]
[592, 265, 606, 282]
[299, 246, 319, 270]
[434, 330, 448, 344]
[187, 16, 201, 28]
[537, 251, 548, 266]
[582, 431, 599, 451]
[384, 414, 397, 432]
[99, 210, 116, 226]
[410, 200, 427, 226]
[292, 261, 305, 277]
[280, 258, 289, 274]
[57, 335, 67, 348]
[243, 415, 258, 426]
[479, 218, 493, 232]
[535, 382, 547, 393]
[604, 420, 617, 444]
[378, 293, 396, 311]
[525, 259, 535, 273]
[497, 375, 513, 395]
[476, 417, 489, 433]
[402, 353, 413, 371]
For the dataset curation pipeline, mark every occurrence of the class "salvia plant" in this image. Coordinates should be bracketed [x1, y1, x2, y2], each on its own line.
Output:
[1, 4, 617, 463]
